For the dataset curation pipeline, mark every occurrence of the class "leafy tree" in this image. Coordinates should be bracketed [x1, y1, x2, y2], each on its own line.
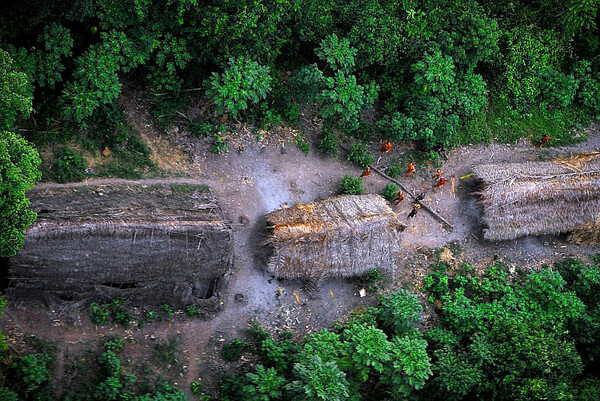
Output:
[61, 30, 145, 124]
[33, 23, 74, 89]
[0, 131, 41, 257]
[342, 322, 391, 381]
[292, 34, 378, 131]
[377, 289, 423, 336]
[243, 365, 286, 401]
[288, 356, 350, 401]
[0, 49, 33, 131]
[382, 336, 432, 398]
[194, 0, 293, 64]
[502, 28, 562, 113]
[206, 56, 273, 118]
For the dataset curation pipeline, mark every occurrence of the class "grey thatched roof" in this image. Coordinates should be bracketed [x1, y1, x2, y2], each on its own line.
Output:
[262, 194, 404, 280]
[9, 183, 233, 308]
[473, 152, 600, 241]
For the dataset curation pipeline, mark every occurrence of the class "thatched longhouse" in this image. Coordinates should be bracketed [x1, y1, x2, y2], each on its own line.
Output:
[262, 194, 404, 281]
[8, 184, 233, 308]
[473, 152, 600, 241]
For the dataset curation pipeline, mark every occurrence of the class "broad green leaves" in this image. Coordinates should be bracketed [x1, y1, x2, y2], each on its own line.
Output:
[206, 56, 273, 118]
[0, 49, 32, 131]
[0, 131, 40, 257]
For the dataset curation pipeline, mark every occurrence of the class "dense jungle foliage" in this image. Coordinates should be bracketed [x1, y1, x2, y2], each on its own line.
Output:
[0, 0, 599, 254]
[216, 257, 600, 401]
[3, 257, 600, 400]
[1, 1, 600, 398]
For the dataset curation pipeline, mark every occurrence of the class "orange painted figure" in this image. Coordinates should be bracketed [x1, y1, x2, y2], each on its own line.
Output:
[433, 177, 447, 188]
[405, 162, 416, 177]
[534, 134, 551, 148]
[360, 166, 372, 177]
[380, 140, 393, 153]
[394, 191, 405, 204]
[432, 169, 443, 181]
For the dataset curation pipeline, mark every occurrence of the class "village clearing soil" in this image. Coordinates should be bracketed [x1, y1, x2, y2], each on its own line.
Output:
[2, 101, 600, 397]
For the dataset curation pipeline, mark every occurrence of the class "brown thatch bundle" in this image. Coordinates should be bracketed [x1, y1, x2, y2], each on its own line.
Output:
[8, 183, 233, 308]
[262, 194, 405, 280]
[473, 152, 600, 241]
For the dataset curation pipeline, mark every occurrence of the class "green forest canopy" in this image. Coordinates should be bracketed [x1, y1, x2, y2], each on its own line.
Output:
[0, 0, 598, 254]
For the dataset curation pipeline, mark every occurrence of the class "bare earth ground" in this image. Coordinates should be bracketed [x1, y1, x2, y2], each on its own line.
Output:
[2, 95, 600, 398]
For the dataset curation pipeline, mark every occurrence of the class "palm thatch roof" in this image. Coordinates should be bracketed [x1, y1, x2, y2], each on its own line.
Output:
[473, 152, 600, 241]
[8, 183, 233, 308]
[262, 194, 405, 280]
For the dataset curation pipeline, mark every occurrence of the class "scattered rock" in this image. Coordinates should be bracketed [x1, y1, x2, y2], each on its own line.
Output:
[235, 294, 244, 303]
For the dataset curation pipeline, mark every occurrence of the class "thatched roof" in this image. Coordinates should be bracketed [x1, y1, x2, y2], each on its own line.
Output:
[262, 194, 404, 280]
[8, 183, 233, 308]
[473, 152, 600, 241]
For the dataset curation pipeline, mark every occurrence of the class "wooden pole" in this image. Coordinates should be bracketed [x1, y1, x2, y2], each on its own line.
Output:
[369, 165, 454, 231]
[339, 143, 454, 231]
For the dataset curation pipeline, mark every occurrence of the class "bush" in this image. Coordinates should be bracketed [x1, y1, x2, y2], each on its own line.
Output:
[53, 147, 87, 183]
[380, 183, 399, 202]
[347, 142, 373, 168]
[185, 306, 204, 318]
[13, 352, 54, 394]
[89, 302, 110, 325]
[212, 134, 229, 154]
[318, 123, 339, 157]
[339, 176, 364, 195]
[221, 338, 247, 362]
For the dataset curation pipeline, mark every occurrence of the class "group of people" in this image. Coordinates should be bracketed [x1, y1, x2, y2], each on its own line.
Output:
[357, 140, 449, 220]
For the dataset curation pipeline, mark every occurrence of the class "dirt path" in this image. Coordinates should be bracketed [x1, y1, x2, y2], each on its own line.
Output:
[4, 103, 600, 397]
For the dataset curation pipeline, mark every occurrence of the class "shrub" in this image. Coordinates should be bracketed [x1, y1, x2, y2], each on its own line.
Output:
[318, 123, 339, 157]
[89, 302, 110, 325]
[221, 338, 247, 362]
[296, 137, 310, 153]
[159, 304, 174, 320]
[206, 56, 273, 118]
[212, 134, 229, 154]
[185, 305, 204, 318]
[380, 183, 399, 202]
[339, 176, 364, 195]
[52, 147, 87, 183]
[347, 142, 373, 168]
[386, 163, 403, 179]
[13, 352, 54, 394]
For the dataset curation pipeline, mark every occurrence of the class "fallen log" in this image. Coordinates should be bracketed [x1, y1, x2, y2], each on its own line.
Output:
[369, 164, 454, 232]
[339, 143, 454, 231]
